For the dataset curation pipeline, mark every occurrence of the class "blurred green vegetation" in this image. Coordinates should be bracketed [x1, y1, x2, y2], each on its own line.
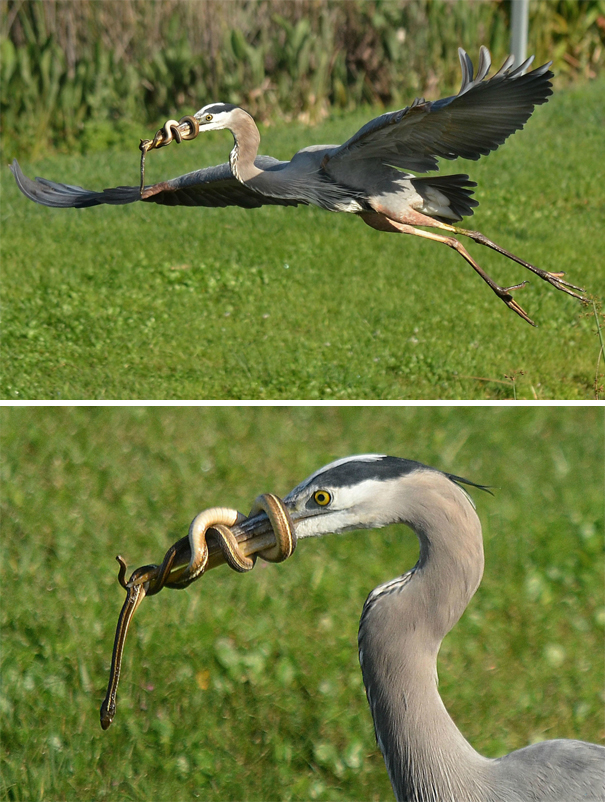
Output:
[2, 0, 604, 160]
[1, 407, 603, 801]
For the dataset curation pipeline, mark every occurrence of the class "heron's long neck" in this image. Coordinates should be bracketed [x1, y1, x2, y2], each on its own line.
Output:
[359, 474, 493, 802]
[228, 109, 262, 184]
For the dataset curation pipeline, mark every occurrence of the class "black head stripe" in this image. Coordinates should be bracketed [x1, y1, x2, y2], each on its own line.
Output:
[314, 456, 430, 489]
[312, 455, 492, 496]
[202, 103, 239, 115]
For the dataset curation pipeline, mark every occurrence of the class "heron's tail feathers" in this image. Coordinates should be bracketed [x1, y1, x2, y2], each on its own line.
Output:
[10, 160, 140, 208]
[411, 174, 478, 222]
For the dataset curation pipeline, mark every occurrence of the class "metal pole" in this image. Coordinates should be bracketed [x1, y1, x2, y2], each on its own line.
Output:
[510, 0, 529, 67]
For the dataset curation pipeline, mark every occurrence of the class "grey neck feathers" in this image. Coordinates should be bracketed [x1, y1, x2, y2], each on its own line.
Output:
[228, 108, 262, 184]
[359, 472, 494, 802]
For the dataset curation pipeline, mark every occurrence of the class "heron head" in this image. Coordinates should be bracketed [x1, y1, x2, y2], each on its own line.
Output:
[236, 455, 489, 551]
[194, 102, 245, 132]
[272, 455, 487, 540]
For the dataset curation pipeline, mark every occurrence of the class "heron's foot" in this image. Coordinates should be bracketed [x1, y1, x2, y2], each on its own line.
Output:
[533, 270, 585, 299]
[455, 228, 586, 302]
[493, 280, 536, 326]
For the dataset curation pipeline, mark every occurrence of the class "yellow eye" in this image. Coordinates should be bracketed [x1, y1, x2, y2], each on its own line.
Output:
[313, 490, 331, 506]
[205, 114, 213, 121]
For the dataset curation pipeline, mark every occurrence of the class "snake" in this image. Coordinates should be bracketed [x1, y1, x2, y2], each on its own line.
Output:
[100, 494, 295, 729]
[139, 115, 199, 194]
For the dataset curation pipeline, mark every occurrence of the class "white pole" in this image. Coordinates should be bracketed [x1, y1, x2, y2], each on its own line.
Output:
[510, 0, 529, 67]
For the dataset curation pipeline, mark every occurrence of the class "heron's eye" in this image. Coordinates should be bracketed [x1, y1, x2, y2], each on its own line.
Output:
[313, 490, 332, 506]
[205, 114, 213, 121]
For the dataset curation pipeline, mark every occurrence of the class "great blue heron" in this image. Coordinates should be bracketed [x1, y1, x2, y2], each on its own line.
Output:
[10, 47, 584, 325]
[243, 454, 604, 802]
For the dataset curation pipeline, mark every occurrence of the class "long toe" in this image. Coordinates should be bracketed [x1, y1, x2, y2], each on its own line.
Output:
[495, 281, 536, 326]
[544, 272, 585, 297]
[504, 298, 536, 326]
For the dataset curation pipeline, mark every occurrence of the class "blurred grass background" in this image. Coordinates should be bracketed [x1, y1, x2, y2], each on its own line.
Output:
[1, 406, 603, 801]
[1, 0, 604, 160]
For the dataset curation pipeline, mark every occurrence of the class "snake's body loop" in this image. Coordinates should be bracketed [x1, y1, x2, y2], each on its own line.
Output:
[249, 494, 296, 563]
[170, 506, 248, 587]
[211, 524, 257, 573]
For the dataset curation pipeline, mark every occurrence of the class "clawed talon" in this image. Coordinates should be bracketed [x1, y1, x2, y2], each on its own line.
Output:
[505, 299, 535, 327]
[523, 265, 584, 297]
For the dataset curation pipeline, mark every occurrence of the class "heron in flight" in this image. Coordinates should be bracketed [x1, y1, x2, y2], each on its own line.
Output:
[242, 454, 604, 801]
[11, 47, 583, 325]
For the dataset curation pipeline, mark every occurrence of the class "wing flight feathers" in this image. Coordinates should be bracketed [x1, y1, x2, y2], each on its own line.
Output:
[10, 160, 140, 207]
[326, 48, 553, 174]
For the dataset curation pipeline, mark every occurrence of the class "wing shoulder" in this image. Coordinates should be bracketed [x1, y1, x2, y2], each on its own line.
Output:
[494, 739, 605, 797]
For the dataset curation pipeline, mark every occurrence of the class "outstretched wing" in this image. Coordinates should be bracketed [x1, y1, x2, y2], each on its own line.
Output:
[325, 47, 553, 174]
[10, 157, 302, 209]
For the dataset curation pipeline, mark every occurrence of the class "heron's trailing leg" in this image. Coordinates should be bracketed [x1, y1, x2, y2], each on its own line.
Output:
[447, 226, 585, 299]
[364, 214, 536, 325]
[402, 208, 585, 300]
[412, 225, 535, 325]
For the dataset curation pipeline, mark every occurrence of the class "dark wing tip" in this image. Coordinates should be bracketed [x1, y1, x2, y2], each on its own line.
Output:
[10, 158, 89, 207]
[10, 159, 140, 208]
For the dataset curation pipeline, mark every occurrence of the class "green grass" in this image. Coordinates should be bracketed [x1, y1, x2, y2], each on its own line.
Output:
[1, 79, 604, 400]
[1, 407, 603, 802]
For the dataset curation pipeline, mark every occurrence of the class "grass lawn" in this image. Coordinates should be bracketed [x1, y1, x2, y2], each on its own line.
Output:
[1, 80, 604, 400]
[1, 406, 603, 801]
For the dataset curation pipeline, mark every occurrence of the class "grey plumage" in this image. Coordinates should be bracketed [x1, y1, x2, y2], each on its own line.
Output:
[11, 47, 549, 217]
[247, 454, 605, 802]
[11, 47, 583, 324]
[10, 156, 300, 209]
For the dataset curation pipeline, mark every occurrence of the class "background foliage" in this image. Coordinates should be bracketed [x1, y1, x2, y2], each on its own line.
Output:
[1, 407, 603, 801]
[2, 0, 604, 159]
